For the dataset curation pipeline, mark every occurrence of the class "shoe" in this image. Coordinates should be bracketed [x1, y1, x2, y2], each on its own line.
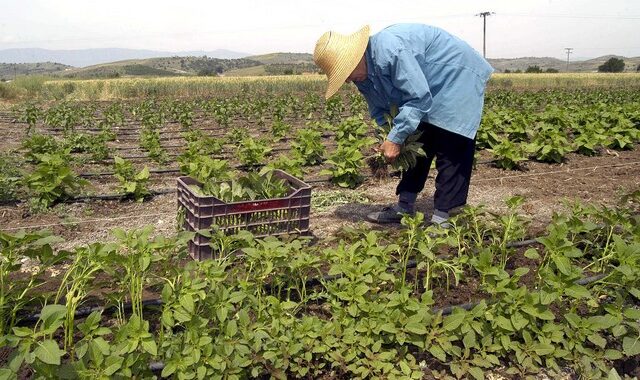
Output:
[367, 205, 414, 224]
[430, 212, 452, 229]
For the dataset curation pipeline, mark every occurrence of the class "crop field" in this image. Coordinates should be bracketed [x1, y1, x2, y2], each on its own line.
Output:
[0, 74, 639, 379]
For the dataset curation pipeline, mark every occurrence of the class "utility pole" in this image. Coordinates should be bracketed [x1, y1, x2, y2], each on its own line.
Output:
[476, 11, 494, 58]
[564, 48, 573, 72]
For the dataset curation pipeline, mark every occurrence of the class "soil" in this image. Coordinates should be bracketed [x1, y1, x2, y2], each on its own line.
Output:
[1, 109, 639, 378]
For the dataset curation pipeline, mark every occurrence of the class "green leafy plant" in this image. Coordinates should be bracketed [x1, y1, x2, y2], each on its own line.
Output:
[238, 137, 272, 166]
[197, 169, 290, 202]
[271, 120, 292, 140]
[55, 243, 109, 351]
[24, 152, 88, 210]
[180, 156, 233, 191]
[292, 128, 325, 166]
[2, 304, 68, 378]
[114, 156, 150, 202]
[226, 127, 249, 144]
[488, 138, 528, 170]
[140, 126, 168, 164]
[0, 230, 64, 335]
[526, 123, 574, 163]
[320, 144, 365, 188]
[367, 105, 426, 177]
[0, 153, 23, 203]
[21, 134, 61, 163]
[19, 103, 40, 135]
[262, 154, 304, 179]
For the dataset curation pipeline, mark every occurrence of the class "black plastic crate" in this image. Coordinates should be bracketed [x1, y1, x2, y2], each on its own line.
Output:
[177, 170, 311, 260]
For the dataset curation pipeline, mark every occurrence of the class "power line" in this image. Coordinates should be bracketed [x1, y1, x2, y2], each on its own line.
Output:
[500, 12, 640, 20]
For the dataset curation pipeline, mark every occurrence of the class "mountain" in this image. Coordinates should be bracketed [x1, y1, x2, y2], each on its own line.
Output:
[59, 56, 262, 79]
[0, 48, 250, 68]
[488, 55, 640, 73]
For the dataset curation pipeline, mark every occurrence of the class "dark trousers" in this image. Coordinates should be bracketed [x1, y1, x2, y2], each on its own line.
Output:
[396, 122, 475, 212]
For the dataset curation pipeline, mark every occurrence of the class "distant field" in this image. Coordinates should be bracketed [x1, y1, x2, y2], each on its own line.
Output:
[224, 65, 268, 77]
[2, 73, 640, 102]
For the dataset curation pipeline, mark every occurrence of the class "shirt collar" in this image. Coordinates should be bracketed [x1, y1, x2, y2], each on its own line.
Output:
[364, 40, 375, 79]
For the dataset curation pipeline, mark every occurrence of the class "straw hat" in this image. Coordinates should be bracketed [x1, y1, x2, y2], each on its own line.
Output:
[314, 25, 370, 99]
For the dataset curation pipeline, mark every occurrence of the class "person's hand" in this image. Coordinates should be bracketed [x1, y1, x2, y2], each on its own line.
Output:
[379, 140, 401, 163]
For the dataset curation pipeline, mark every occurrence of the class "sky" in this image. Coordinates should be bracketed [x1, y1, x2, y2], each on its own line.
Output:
[1, 0, 640, 59]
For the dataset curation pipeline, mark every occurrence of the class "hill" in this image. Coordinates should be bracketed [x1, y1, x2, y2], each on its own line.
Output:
[488, 55, 640, 73]
[0, 62, 72, 80]
[59, 56, 262, 79]
[224, 52, 317, 76]
[248, 53, 313, 65]
[0, 48, 250, 67]
[3, 51, 639, 80]
[61, 53, 318, 79]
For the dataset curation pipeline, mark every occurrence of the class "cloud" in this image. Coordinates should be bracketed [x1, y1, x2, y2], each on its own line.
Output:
[0, 35, 19, 43]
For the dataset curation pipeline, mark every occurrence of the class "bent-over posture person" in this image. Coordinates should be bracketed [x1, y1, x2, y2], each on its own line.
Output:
[313, 23, 493, 226]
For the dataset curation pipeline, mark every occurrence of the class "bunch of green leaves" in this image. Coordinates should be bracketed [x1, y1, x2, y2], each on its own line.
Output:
[526, 123, 574, 163]
[487, 137, 528, 170]
[63, 132, 111, 162]
[1, 304, 68, 378]
[182, 130, 224, 156]
[238, 170, 290, 200]
[113, 156, 150, 202]
[262, 154, 304, 179]
[237, 137, 272, 166]
[102, 102, 125, 127]
[607, 121, 638, 150]
[324, 95, 345, 122]
[226, 127, 249, 144]
[104, 226, 171, 319]
[24, 152, 88, 211]
[140, 126, 168, 164]
[44, 102, 80, 133]
[320, 144, 365, 188]
[198, 170, 290, 202]
[573, 124, 608, 156]
[55, 243, 109, 352]
[180, 156, 233, 187]
[368, 105, 426, 174]
[209, 99, 234, 127]
[271, 120, 292, 140]
[333, 115, 372, 146]
[0, 230, 64, 335]
[292, 128, 325, 166]
[0, 153, 24, 203]
[19, 103, 40, 135]
[170, 101, 195, 129]
[21, 133, 61, 163]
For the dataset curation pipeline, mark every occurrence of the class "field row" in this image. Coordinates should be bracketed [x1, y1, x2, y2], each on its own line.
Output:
[1, 88, 638, 211]
[1, 193, 639, 378]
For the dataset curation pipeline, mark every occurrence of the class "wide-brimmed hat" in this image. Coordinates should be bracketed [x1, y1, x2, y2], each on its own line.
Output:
[313, 25, 370, 99]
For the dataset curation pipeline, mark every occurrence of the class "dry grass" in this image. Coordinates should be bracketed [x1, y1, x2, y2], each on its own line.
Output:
[3, 72, 640, 103]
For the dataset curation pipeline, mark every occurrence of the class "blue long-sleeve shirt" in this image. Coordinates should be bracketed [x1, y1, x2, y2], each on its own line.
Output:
[354, 24, 494, 143]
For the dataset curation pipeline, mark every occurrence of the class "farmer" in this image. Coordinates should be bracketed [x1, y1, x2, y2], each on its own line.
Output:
[313, 24, 493, 226]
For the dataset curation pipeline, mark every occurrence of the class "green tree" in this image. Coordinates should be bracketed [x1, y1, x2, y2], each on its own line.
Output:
[636, 63, 640, 72]
[525, 65, 543, 73]
[598, 57, 625, 72]
[545, 68, 559, 73]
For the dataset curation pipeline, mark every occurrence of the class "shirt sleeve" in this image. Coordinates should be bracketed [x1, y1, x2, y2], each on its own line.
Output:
[364, 97, 386, 126]
[385, 48, 433, 144]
